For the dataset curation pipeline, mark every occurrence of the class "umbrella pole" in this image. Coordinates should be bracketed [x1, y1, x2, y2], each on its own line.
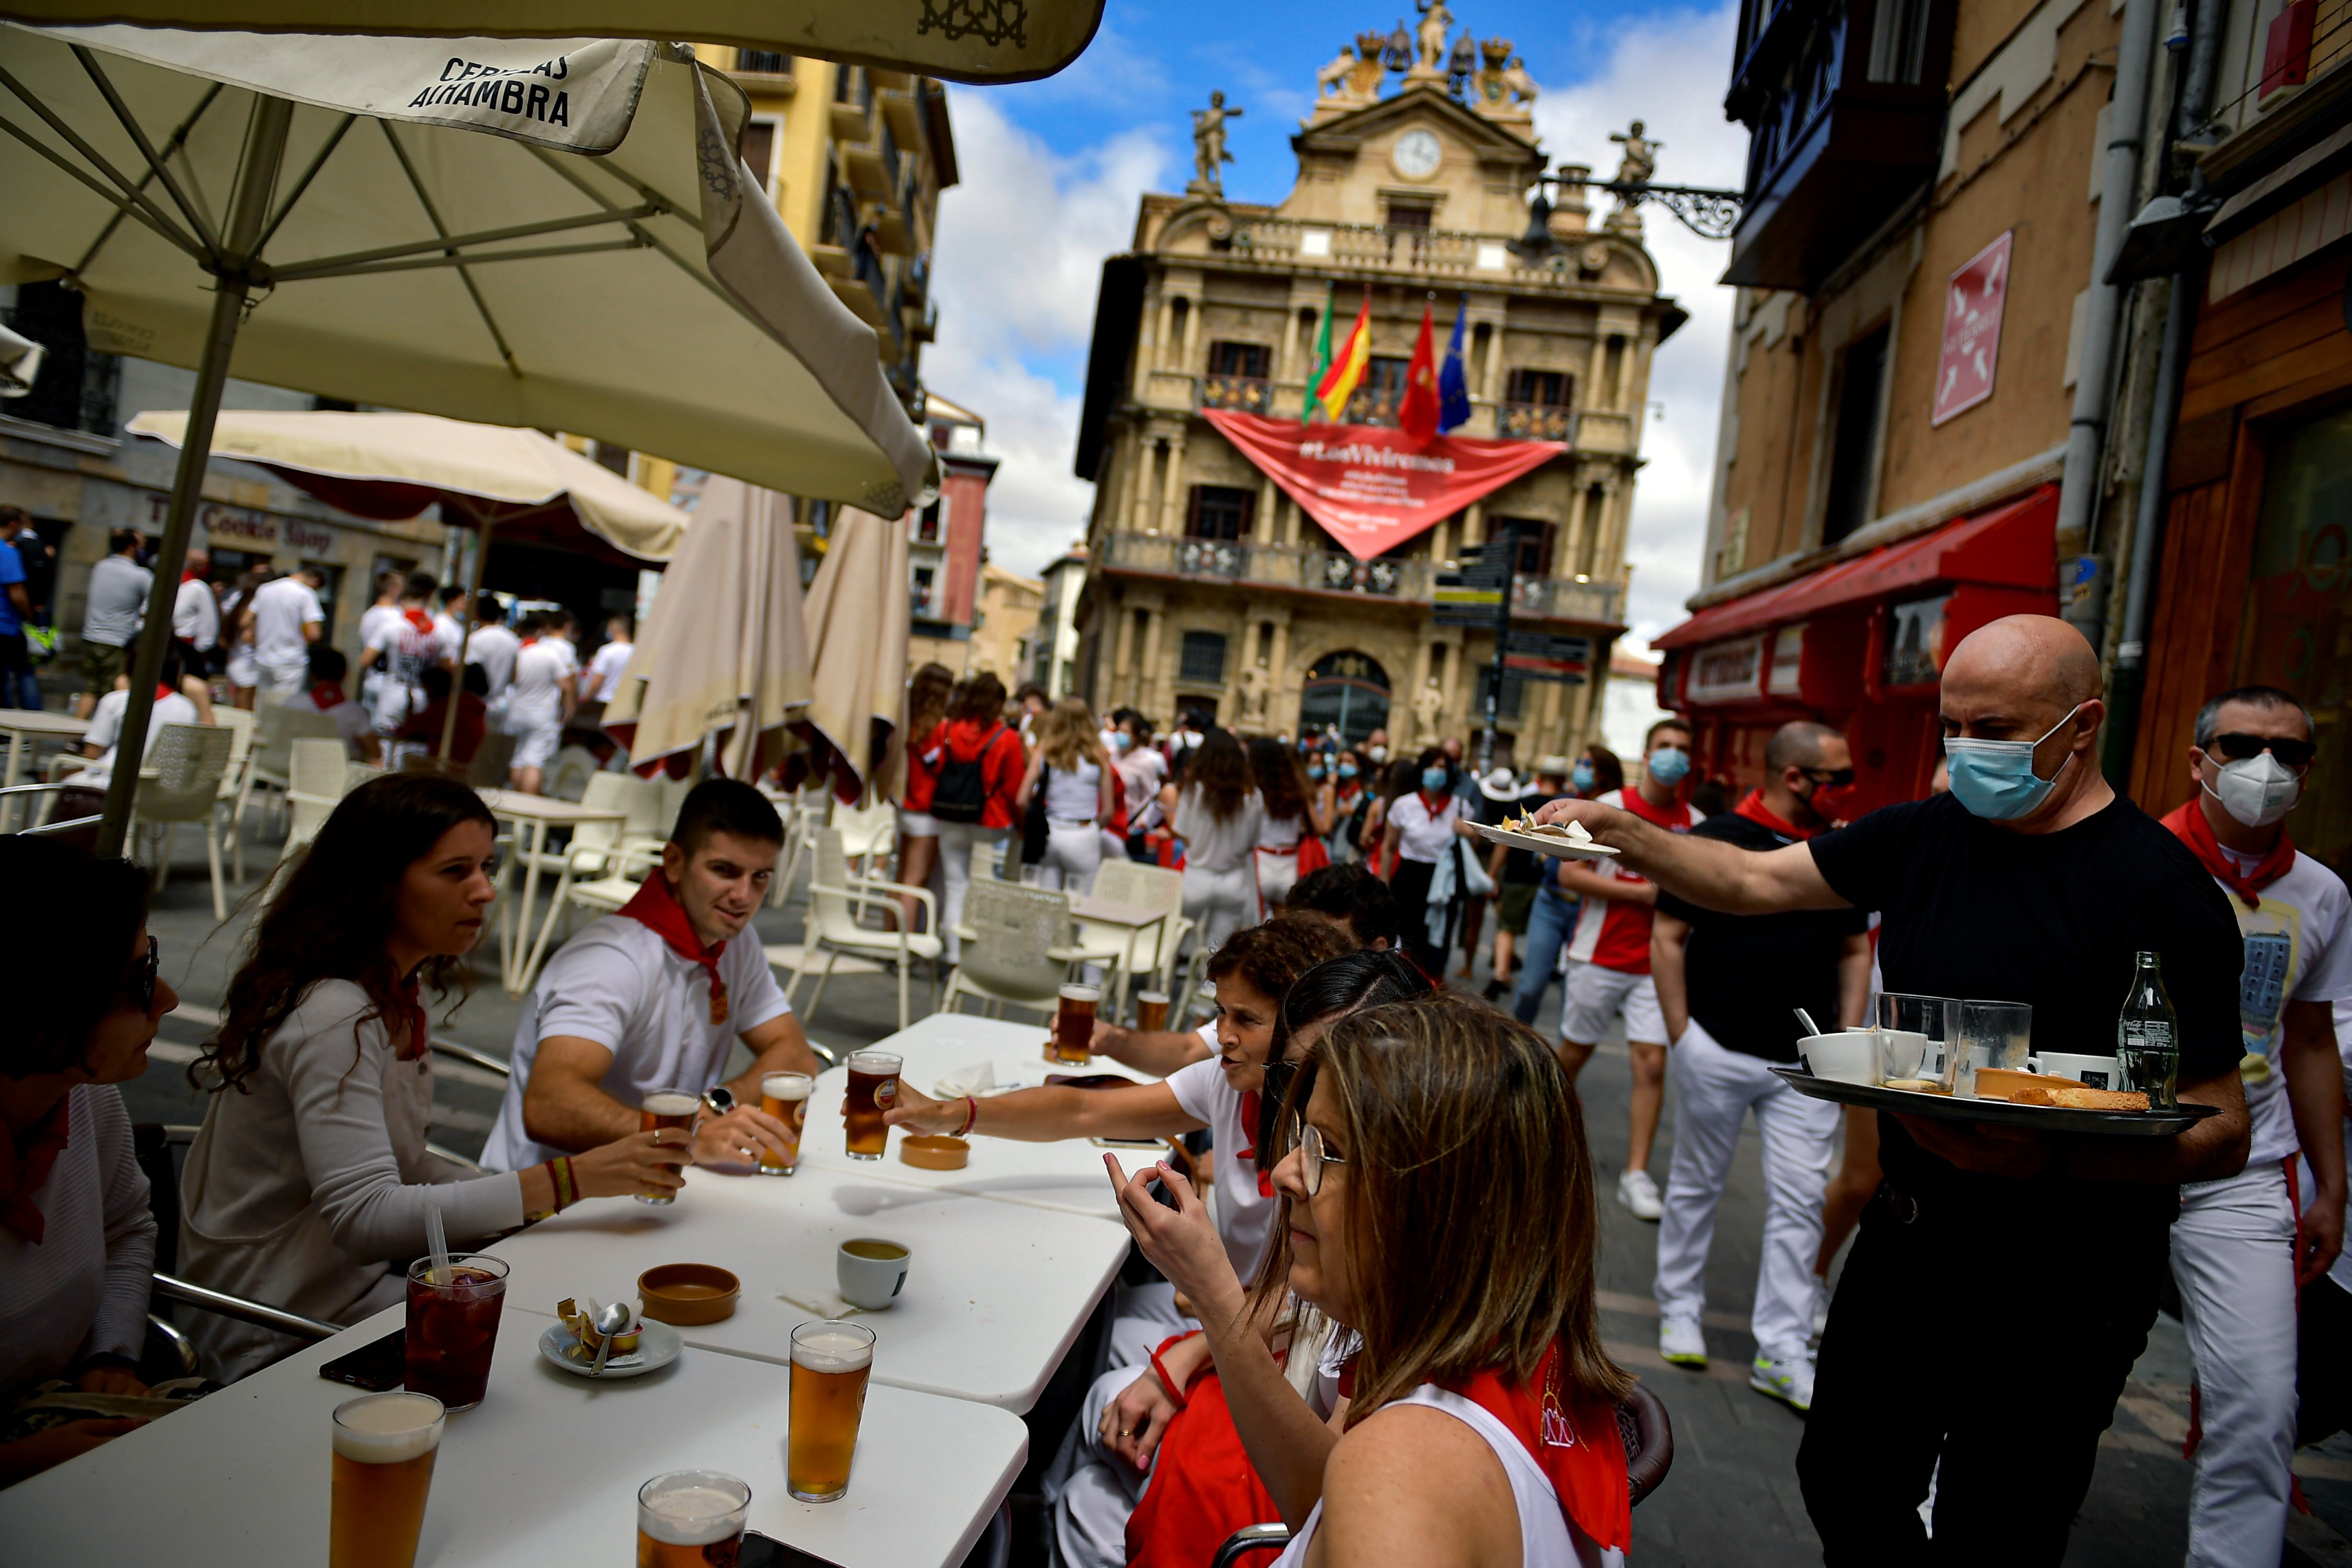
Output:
[98, 97, 293, 858]
[439, 512, 492, 763]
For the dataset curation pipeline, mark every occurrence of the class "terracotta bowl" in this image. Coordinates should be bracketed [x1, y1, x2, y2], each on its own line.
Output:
[638, 1263, 740, 1325]
[900, 1135, 971, 1171]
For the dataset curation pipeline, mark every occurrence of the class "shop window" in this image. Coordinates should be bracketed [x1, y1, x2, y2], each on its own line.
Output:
[1821, 324, 1890, 546]
[1506, 369, 1573, 408]
[1883, 592, 1950, 688]
[1185, 485, 1254, 541]
[1179, 630, 1227, 684]
[1489, 515, 1557, 578]
[1384, 200, 1434, 230]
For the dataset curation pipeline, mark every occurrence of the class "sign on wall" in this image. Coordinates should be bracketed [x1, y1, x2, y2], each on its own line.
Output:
[1684, 633, 1767, 705]
[1931, 230, 2012, 426]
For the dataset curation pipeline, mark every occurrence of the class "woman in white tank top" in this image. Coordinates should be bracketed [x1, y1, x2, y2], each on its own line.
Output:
[1104, 996, 1634, 1568]
[1248, 737, 1335, 915]
[1016, 697, 1117, 895]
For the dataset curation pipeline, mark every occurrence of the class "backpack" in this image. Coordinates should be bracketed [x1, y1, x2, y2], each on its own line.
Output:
[931, 723, 1006, 824]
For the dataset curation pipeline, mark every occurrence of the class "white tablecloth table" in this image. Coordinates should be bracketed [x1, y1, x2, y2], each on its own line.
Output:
[0, 1304, 1024, 1568]
[476, 787, 628, 996]
[488, 1157, 1128, 1412]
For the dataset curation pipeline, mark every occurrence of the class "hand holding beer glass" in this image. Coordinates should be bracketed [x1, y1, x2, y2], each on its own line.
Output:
[330, 1391, 443, 1568]
[788, 1321, 874, 1502]
[758, 1071, 813, 1176]
[1052, 985, 1098, 1066]
[636, 1470, 751, 1568]
[639, 1088, 698, 1203]
[843, 1052, 901, 1161]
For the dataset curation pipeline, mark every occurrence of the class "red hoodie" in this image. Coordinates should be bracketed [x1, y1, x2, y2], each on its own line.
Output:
[941, 718, 1025, 829]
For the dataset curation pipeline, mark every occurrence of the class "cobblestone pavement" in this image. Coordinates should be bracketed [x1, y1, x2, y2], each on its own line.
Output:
[114, 821, 2352, 1564]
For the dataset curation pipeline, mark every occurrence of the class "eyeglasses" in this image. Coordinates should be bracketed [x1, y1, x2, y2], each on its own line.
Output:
[2207, 732, 2317, 768]
[1287, 1113, 1348, 1197]
[1796, 767, 1856, 789]
[126, 935, 158, 1014]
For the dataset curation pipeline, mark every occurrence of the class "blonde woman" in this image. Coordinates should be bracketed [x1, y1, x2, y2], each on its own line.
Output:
[1016, 697, 1117, 894]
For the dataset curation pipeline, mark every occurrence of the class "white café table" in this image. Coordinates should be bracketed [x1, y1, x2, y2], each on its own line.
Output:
[488, 1156, 1128, 1413]
[476, 787, 628, 996]
[0, 708, 88, 831]
[794, 1013, 1165, 1221]
[0, 1302, 1025, 1568]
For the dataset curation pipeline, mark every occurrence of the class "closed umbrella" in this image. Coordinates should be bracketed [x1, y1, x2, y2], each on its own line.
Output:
[788, 505, 909, 804]
[601, 475, 809, 780]
[1, 24, 935, 850]
[0, 1, 1105, 84]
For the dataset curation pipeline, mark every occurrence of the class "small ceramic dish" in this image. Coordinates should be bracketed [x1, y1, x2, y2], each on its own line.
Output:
[900, 1134, 971, 1170]
[637, 1263, 741, 1325]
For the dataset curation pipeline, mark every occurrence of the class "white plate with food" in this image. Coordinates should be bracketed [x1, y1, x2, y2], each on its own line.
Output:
[1468, 817, 1622, 859]
[535, 1319, 684, 1379]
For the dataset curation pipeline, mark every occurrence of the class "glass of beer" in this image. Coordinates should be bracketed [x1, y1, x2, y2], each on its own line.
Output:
[843, 1052, 900, 1161]
[639, 1087, 698, 1203]
[1134, 989, 1170, 1033]
[787, 1321, 875, 1502]
[758, 1071, 814, 1177]
[403, 1252, 507, 1412]
[636, 1470, 750, 1568]
[330, 1390, 443, 1568]
[1053, 984, 1099, 1065]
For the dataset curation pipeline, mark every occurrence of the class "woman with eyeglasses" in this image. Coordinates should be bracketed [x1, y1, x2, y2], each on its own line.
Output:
[1108, 995, 1632, 1567]
[178, 774, 684, 1382]
[0, 839, 174, 1486]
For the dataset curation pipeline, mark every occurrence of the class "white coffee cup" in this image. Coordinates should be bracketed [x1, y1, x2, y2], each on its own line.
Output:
[1877, 1029, 1929, 1083]
[1801, 1031, 1880, 1086]
[837, 1238, 910, 1310]
[2028, 1052, 2124, 1091]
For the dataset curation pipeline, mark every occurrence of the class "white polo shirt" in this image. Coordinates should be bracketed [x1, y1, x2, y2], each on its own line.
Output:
[480, 914, 791, 1172]
[1166, 1053, 1276, 1279]
[248, 577, 322, 668]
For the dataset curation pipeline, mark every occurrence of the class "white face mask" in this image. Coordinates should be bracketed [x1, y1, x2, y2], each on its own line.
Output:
[2205, 749, 2303, 829]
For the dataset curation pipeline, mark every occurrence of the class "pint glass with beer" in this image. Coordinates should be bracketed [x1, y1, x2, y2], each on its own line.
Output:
[330, 1391, 443, 1568]
[758, 1071, 814, 1176]
[404, 1252, 507, 1411]
[1053, 984, 1099, 1065]
[636, 1470, 750, 1568]
[638, 1088, 698, 1203]
[1134, 989, 1170, 1033]
[787, 1321, 875, 1502]
[842, 1052, 901, 1161]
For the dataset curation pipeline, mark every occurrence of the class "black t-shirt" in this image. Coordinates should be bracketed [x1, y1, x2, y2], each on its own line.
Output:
[1808, 791, 2243, 1219]
[1657, 813, 1868, 1062]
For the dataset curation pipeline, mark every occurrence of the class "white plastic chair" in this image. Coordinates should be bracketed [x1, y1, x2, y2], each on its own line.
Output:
[544, 744, 601, 802]
[467, 730, 516, 792]
[1079, 859, 1188, 1017]
[942, 879, 1088, 1021]
[128, 723, 235, 919]
[832, 792, 896, 874]
[784, 827, 941, 1032]
[235, 701, 341, 879]
[281, 739, 357, 858]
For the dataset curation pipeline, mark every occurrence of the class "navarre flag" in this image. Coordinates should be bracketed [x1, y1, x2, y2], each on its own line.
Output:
[1437, 295, 1472, 432]
[1302, 286, 1336, 421]
[1399, 302, 1440, 444]
[1314, 290, 1371, 420]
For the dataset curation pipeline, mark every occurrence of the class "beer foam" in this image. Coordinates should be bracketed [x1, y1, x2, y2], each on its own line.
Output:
[762, 1073, 813, 1101]
[638, 1484, 747, 1546]
[331, 1392, 443, 1462]
[642, 1092, 698, 1116]
[791, 1328, 874, 1374]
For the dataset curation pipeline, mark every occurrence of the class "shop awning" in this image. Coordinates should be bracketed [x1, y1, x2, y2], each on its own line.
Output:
[1653, 485, 2057, 651]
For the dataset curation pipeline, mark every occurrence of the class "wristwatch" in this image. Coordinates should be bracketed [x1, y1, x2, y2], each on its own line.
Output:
[700, 1086, 736, 1119]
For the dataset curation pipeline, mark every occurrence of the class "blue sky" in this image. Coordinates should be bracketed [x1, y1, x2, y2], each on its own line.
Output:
[923, 0, 1750, 650]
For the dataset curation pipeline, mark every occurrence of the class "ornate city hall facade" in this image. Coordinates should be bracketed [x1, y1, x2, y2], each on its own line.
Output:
[1068, 17, 1684, 763]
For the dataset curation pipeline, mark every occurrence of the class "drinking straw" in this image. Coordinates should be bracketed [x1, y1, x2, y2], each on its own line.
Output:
[425, 1201, 452, 1289]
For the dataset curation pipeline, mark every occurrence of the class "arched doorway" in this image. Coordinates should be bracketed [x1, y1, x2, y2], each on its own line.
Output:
[1299, 650, 1390, 746]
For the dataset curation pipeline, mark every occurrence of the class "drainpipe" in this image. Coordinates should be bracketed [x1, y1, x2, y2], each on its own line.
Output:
[2054, 0, 2160, 591]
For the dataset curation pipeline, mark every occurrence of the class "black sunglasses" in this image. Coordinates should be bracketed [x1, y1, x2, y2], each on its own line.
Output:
[2207, 733, 2317, 768]
[127, 935, 159, 1014]
[1797, 766, 1857, 789]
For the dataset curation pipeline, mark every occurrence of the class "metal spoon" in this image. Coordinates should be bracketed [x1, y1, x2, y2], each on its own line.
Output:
[589, 1299, 631, 1378]
[1793, 1008, 1824, 1038]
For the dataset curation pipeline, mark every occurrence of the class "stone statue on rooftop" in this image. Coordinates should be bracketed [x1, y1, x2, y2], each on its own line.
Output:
[1610, 120, 1659, 188]
[1190, 91, 1243, 198]
[1412, 0, 1454, 77]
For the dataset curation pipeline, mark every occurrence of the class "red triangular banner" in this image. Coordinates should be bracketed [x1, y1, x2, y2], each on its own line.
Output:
[1203, 411, 1566, 562]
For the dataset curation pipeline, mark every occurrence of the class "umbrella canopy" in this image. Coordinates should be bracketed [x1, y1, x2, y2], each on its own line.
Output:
[602, 475, 809, 780]
[787, 504, 910, 804]
[0, 2, 1105, 84]
[126, 408, 689, 562]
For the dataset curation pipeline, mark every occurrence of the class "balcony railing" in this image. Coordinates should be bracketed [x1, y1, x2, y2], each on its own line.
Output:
[1228, 218, 1541, 283]
[1198, 375, 1272, 413]
[1497, 403, 1577, 442]
[1097, 531, 1627, 625]
[1342, 387, 1399, 427]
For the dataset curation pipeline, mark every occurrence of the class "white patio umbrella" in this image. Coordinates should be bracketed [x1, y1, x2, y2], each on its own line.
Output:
[788, 505, 910, 803]
[602, 475, 810, 781]
[0, 1, 1105, 84]
[0, 23, 936, 850]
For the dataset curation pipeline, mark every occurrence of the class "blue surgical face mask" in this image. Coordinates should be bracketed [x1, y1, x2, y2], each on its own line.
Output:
[1646, 747, 1690, 787]
[1307, 763, 1325, 780]
[1422, 766, 1449, 792]
[1110, 732, 1133, 753]
[1571, 760, 1596, 790]
[1338, 763, 1358, 781]
[1943, 703, 2084, 821]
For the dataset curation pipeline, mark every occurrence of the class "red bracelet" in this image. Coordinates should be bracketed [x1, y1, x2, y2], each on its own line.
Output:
[1149, 1345, 1192, 1411]
[956, 1096, 979, 1137]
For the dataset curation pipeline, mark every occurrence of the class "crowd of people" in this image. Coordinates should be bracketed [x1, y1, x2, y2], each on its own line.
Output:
[4, 612, 2347, 1568]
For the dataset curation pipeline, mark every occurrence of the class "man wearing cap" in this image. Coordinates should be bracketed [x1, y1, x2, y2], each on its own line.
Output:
[1481, 757, 1563, 1001]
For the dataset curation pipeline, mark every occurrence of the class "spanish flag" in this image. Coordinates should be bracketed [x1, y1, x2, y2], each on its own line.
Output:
[1315, 290, 1371, 421]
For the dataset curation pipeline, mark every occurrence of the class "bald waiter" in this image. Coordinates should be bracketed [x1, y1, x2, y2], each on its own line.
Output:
[1537, 615, 2249, 1566]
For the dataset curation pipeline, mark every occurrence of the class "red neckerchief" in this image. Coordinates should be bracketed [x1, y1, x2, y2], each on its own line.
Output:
[401, 606, 434, 633]
[619, 872, 729, 1024]
[0, 1097, 71, 1243]
[154, 684, 175, 704]
[309, 681, 347, 711]
[1235, 1090, 1274, 1197]
[2162, 799, 2296, 910]
[1443, 1341, 1631, 1552]
[1732, 788, 1814, 841]
[1415, 789, 1451, 818]
[395, 972, 430, 1062]
[179, 570, 203, 585]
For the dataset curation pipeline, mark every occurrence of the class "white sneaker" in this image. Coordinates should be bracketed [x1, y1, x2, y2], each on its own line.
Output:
[1617, 1168, 1663, 1221]
[1658, 1315, 1707, 1369]
[1750, 1352, 1814, 1413]
[1811, 1275, 1832, 1342]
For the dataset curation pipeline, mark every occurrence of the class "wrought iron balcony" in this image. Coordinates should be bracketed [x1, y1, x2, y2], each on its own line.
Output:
[1095, 531, 1625, 625]
[1227, 217, 1549, 286]
[1497, 402, 1577, 442]
[1197, 374, 1272, 413]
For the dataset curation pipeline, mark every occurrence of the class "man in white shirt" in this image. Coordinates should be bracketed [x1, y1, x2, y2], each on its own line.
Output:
[432, 585, 468, 650]
[355, 569, 404, 710]
[482, 780, 821, 1175]
[70, 644, 202, 794]
[504, 612, 577, 794]
[170, 546, 218, 672]
[247, 566, 326, 699]
[2161, 685, 2351, 1568]
[358, 571, 455, 734]
[463, 595, 521, 705]
[583, 614, 634, 707]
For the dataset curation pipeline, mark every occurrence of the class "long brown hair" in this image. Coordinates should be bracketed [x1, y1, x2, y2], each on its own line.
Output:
[1180, 727, 1253, 824]
[907, 662, 954, 740]
[1250, 994, 1630, 1416]
[948, 671, 1006, 725]
[198, 774, 495, 1094]
[1039, 696, 1109, 774]
[1248, 736, 1309, 824]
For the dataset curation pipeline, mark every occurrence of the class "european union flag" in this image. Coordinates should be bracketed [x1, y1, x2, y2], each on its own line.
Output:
[1437, 296, 1472, 433]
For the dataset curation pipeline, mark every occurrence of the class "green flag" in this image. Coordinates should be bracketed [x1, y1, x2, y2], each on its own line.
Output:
[1303, 284, 1335, 422]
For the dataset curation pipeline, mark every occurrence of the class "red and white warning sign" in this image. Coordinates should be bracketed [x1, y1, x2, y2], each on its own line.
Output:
[1931, 230, 2012, 427]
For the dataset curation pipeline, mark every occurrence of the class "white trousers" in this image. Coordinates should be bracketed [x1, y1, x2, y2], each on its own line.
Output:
[1039, 820, 1103, 896]
[1254, 845, 1304, 914]
[2174, 1159, 2300, 1568]
[1182, 862, 1255, 957]
[1654, 1020, 1838, 1360]
[1044, 1283, 1191, 1568]
[935, 822, 1006, 965]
